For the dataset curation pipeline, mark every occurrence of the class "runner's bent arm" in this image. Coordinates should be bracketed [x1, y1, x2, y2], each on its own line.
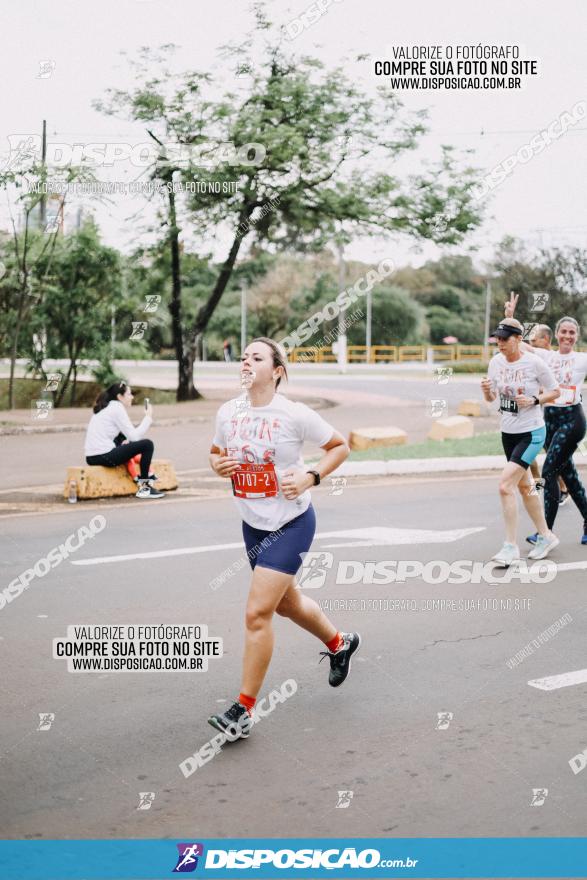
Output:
[280, 430, 349, 500]
[209, 444, 240, 478]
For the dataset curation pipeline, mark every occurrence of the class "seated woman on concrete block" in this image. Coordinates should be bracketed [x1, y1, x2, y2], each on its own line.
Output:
[84, 381, 164, 499]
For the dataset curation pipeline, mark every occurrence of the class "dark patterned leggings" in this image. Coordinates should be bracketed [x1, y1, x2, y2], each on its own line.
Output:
[541, 404, 587, 529]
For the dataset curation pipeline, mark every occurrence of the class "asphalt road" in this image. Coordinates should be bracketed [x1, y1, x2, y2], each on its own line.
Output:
[0, 371, 497, 493]
[2, 475, 587, 841]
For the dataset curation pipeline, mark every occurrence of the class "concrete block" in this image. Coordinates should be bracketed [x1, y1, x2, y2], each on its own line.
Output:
[63, 459, 178, 499]
[428, 416, 474, 441]
[458, 399, 482, 417]
[349, 426, 408, 451]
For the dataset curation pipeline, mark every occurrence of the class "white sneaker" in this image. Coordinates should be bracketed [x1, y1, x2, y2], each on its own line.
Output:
[528, 534, 559, 560]
[492, 542, 520, 566]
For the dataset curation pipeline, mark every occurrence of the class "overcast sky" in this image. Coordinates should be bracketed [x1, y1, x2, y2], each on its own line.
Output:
[1, 0, 585, 270]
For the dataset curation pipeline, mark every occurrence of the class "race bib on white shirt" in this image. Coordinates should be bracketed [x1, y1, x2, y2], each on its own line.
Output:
[534, 349, 587, 406]
[487, 352, 557, 433]
[212, 393, 334, 530]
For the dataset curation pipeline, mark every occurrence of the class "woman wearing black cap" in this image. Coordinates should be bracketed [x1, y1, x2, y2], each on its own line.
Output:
[481, 317, 560, 565]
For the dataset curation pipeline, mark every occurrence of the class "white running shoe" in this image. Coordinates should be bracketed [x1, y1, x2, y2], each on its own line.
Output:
[527, 534, 560, 560]
[492, 542, 520, 566]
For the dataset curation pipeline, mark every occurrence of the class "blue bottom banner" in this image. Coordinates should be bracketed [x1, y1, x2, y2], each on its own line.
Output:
[0, 837, 586, 879]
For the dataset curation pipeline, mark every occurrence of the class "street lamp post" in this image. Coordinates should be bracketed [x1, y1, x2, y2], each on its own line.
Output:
[366, 289, 372, 362]
[337, 242, 347, 373]
[240, 283, 247, 357]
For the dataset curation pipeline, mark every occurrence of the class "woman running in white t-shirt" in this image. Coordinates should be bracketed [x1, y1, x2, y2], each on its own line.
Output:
[207, 338, 361, 740]
[481, 318, 560, 565]
[505, 296, 587, 546]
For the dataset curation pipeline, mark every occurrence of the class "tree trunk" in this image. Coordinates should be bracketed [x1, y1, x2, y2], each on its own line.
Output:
[8, 287, 27, 409]
[189, 229, 246, 361]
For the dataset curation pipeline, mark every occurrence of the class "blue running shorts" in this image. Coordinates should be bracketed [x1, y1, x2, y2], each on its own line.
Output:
[241, 505, 317, 576]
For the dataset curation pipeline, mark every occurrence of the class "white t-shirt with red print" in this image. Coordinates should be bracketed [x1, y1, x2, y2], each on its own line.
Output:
[212, 393, 334, 530]
[533, 348, 587, 407]
[487, 352, 558, 433]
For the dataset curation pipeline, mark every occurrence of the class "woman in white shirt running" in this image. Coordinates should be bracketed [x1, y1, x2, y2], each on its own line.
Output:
[207, 338, 361, 741]
[84, 381, 164, 499]
[481, 318, 560, 565]
[505, 295, 587, 546]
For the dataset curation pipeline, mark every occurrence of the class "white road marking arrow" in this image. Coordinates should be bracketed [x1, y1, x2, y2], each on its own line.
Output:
[318, 526, 485, 548]
[71, 525, 486, 566]
[528, 669, 587, 691]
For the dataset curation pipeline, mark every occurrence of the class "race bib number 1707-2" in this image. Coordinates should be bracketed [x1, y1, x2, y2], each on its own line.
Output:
[231, 462, 279, 499]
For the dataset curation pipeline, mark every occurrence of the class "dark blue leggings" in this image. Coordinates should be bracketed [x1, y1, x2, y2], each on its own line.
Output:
[541, 405, 587, 529]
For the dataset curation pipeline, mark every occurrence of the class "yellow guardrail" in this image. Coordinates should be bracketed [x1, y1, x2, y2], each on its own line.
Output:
[288, 344, 502, 363]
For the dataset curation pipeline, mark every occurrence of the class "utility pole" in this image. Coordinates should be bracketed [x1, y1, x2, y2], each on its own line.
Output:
[39, 120, 47, 230]
[483, 278, 492, 361]
[365, 289, 372, 362]
[240, 282, 247, 356]
[337, 242, 347, 373]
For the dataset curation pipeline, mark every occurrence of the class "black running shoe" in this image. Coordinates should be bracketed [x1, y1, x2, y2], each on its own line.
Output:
[135, 480, 165, 499]
[319, 632, 361, 687]
[208, 701, 251, 741]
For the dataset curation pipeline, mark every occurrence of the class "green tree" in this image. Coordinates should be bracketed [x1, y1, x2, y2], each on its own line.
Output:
[95, 10, 484, 399]
[31, 222, 121, 405]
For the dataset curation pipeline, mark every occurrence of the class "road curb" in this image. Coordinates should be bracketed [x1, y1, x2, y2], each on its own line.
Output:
[335, 453, 550, 477]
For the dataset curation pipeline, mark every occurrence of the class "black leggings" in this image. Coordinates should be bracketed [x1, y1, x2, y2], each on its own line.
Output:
[86, 439, 154, 480]
[541, 404, 587, 529]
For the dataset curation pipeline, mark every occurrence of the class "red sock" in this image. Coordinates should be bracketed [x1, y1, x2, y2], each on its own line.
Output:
[326, 632, 343, 653]
[238, 692, 256, 714]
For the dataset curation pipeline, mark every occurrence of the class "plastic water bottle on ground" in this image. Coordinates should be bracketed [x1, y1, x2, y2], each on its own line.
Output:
[68, 480, 78, 504]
